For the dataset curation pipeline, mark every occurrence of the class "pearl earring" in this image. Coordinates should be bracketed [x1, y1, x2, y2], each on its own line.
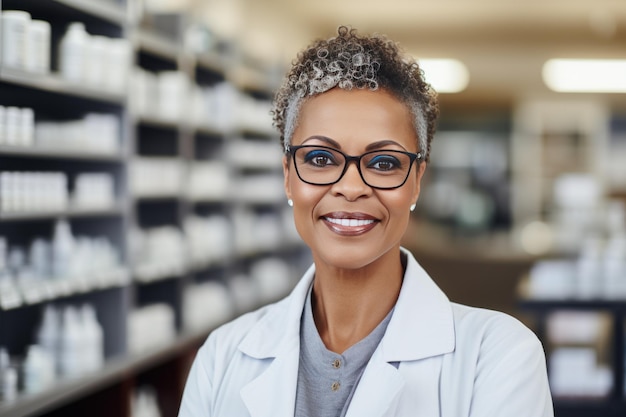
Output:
[410, 203, 416, 212]
[288, 199, 293, 207]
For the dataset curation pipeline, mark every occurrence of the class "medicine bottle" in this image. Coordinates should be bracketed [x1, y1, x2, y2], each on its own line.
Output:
[26, 20, 51, 74]
[59, 22, 88, 82]
[1, 10, 31, 69]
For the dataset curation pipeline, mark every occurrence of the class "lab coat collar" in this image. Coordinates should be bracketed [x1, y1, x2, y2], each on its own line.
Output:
[381, 247, 456, 362]
[238, 248, 456, 417]
[238, 247, 456, 362]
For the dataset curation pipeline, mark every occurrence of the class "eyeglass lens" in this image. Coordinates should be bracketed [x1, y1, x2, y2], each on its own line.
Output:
[292, 146, 416, 189]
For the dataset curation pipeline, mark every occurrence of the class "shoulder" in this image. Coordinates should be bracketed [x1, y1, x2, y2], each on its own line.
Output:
[202, 299, 282, 357]
[450, 302, 543, 358]
[451, 303, 539, 342]
[448, 302, 547, 384]
[442, 304, 552, 416]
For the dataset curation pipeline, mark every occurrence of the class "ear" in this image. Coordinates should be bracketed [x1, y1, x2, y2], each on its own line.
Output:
[283, 155, 292, 201]
[411, 162, 427, 204]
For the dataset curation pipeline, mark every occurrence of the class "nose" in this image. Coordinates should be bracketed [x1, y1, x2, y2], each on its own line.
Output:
[330, 160, 372, 201]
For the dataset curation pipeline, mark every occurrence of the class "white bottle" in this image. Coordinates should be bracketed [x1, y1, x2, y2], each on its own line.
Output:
[20, 108, 35, 146]
[0, 366, 17, 402]
[23, 345, 45, 394]
[0, 105, 6, 144]
[0, 238, 7, 276]
[26, 20, 51, 74]
[52, 220, 75, 280]
[58, 306, 83, 378]
[5, 107, 22, 145]
[603, 235, 626, 299]
[30, 238, 50, 280]
[576, 237, 603, 299]
[85, 35, 108, 87]
[58, 22, 88, 82]
[1, 10, 31, 69]
[37, 305, 59, 369]
[106, 38, 131, 93]
[81, 304, 104, 371]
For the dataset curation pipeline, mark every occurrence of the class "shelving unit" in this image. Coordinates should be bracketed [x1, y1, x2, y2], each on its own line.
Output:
[520, 299, 626, 417]
[0, 1, 307, 416]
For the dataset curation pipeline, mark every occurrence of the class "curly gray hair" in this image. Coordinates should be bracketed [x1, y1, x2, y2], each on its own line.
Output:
[272, 26, 439, 162]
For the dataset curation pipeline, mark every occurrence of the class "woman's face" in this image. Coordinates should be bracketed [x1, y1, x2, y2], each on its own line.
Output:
[283, 88, 426, 270]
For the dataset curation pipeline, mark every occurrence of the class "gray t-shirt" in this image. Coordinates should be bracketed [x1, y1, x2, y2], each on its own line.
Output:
[294, 285, 394, 417]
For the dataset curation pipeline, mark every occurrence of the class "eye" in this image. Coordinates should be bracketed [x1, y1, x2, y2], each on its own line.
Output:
[367, 154, 402, 172]
[303, 149, 338, 168]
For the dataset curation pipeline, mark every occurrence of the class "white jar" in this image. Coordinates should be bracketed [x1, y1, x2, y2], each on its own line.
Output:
[0, 105, 5, 144]
[1, 10, 31, 69]
[20, 108, 35, 146]
[84, 35, 108, 87]
[26, 20, 51, 74]
[58, 22, 89, 82]
[4, 107, 22, 145]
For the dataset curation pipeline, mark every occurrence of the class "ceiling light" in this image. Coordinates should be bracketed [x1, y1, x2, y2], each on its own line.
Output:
[543, 59, 626, 93]
[418, 59, 469, 93]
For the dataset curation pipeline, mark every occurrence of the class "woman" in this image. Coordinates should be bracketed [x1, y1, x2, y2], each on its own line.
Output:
[179, 26, 553, 417]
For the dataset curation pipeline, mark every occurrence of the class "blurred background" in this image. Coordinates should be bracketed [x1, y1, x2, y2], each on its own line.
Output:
[0, 0, 625, 416]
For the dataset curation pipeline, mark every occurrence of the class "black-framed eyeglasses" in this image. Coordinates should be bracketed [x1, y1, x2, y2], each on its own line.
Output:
[287, 145, 423, 190]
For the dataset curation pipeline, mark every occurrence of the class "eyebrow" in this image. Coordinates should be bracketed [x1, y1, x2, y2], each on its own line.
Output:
[300, 136, 409, 152]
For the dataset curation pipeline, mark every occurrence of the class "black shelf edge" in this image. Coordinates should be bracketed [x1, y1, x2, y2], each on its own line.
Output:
[0, 145, 124, 162]
[0, 68, 126, 104]
[132, 193, 183, 201]
[135, 30, 180, 62]
[52, 0, 128, 25]
[519, 298, 626, 313]
[553, 398, 626, 417]
[135, 114, 181, 130]
[0, 325, 214, 417]
[195, 53, 224, 74]
[0, 205, 125, 222]
[193, 123, 226, 137]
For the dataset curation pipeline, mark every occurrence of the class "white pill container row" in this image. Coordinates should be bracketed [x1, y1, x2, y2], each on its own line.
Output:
[0, 172, 115, 213]
[0, 106, 35, 147]
[1, 10, 51, 74]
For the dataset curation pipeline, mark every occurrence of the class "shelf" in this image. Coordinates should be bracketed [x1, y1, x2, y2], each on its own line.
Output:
[187, 258, 229, 274]
[132, 192, 183, 201]
[195, 53, 224, 75]
[552, 398, 626, 417]
[0, 324, 215, 417]
[0, 205, 125, 222]
[0, 145, 124, 162]
[521, 297, 626, 411]
[520, 298, 626, 313]
[51, 0, 127, 25]
[135, 30, 180, 63]
[0, 268, 130, 311]
[0, 68, 126, 104]
[134, 263, 187, 284]
[135, 115, 181, 131]
[188, 195, 230, 205]
[1, 0, 127, 26]
[193, 123, 226, 137]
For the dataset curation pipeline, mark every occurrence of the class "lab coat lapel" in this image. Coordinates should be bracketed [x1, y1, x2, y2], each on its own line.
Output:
[239, 264, 316, 417]
[240, 343, 300, 417]
[345, 349, 405, 417]
[346, 248, 456, 417]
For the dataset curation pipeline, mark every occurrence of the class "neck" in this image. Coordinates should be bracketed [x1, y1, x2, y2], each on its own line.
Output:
[311, 247, 404, 354]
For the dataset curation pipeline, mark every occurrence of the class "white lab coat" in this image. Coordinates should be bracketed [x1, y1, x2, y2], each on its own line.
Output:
[179, 248, 553, 417]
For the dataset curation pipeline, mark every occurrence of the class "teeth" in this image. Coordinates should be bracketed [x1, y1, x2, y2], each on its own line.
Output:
[326, 218, 375, 227]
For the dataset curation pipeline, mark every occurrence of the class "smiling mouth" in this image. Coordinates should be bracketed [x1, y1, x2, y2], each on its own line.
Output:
[321, 214, 379, 236]
[324, 217, 376, 227]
